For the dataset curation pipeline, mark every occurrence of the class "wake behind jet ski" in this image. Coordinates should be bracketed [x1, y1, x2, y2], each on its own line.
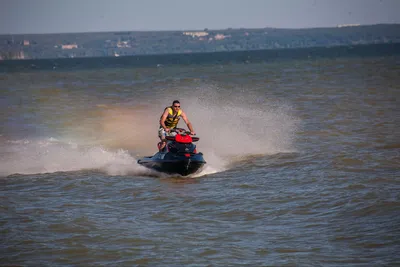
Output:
[137, 128, 206, 176]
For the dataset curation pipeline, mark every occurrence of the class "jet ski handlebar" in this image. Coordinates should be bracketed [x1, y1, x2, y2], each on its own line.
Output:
[167, 128, 200, 142]
[170, 128, 194, 135]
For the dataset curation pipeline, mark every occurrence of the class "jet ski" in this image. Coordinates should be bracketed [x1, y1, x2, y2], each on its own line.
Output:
[137, 128, 206, 176]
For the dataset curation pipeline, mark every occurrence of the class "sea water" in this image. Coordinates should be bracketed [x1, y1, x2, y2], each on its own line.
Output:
[1, 46, 399, 266]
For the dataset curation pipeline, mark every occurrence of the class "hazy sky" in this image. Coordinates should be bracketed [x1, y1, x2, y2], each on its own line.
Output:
[1, 0, 399, 34]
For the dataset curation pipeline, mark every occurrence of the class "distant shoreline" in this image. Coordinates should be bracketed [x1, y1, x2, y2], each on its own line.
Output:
[1, 24, 399, 61]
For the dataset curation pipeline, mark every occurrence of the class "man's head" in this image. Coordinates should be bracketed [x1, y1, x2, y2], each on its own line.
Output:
[172, 100, 180, 109]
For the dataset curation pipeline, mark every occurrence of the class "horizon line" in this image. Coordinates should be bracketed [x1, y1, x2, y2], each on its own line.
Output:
[1, 23, 399, 36]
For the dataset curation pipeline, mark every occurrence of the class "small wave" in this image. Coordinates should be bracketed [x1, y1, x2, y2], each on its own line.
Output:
[350, 201, 399, 217]
[377, 143, 400, 149]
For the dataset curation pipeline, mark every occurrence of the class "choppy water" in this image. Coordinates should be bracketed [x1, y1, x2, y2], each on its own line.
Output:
[1, 50, 400, 266]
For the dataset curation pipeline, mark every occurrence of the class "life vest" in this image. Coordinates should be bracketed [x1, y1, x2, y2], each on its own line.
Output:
[164, 106, 182, 128]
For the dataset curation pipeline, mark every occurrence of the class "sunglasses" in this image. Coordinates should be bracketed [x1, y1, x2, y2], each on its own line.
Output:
[173, 105, 180, 108]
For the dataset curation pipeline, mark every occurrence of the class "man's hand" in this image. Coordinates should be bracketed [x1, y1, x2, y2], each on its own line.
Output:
[165, 128, 170, 132]
[190, 131, 196, 135]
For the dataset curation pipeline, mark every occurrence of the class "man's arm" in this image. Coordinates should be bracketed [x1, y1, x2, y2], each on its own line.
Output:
[160, 109, 170, 131]
[181, 111, 195, 134]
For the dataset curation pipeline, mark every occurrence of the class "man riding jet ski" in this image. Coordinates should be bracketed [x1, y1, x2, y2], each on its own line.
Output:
[137, 100, 205, 176]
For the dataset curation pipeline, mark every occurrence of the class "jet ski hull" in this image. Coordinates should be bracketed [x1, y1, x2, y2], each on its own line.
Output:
[137, 152, 206, 176]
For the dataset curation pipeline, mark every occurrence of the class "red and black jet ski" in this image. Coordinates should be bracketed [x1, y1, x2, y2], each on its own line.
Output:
[137, 128, 206, 176]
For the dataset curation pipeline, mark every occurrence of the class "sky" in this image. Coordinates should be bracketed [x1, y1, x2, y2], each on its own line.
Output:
[1, 0, 399, 34]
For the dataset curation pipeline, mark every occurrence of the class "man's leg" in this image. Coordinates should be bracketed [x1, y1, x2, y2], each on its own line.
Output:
[158, 128, 167, 151]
